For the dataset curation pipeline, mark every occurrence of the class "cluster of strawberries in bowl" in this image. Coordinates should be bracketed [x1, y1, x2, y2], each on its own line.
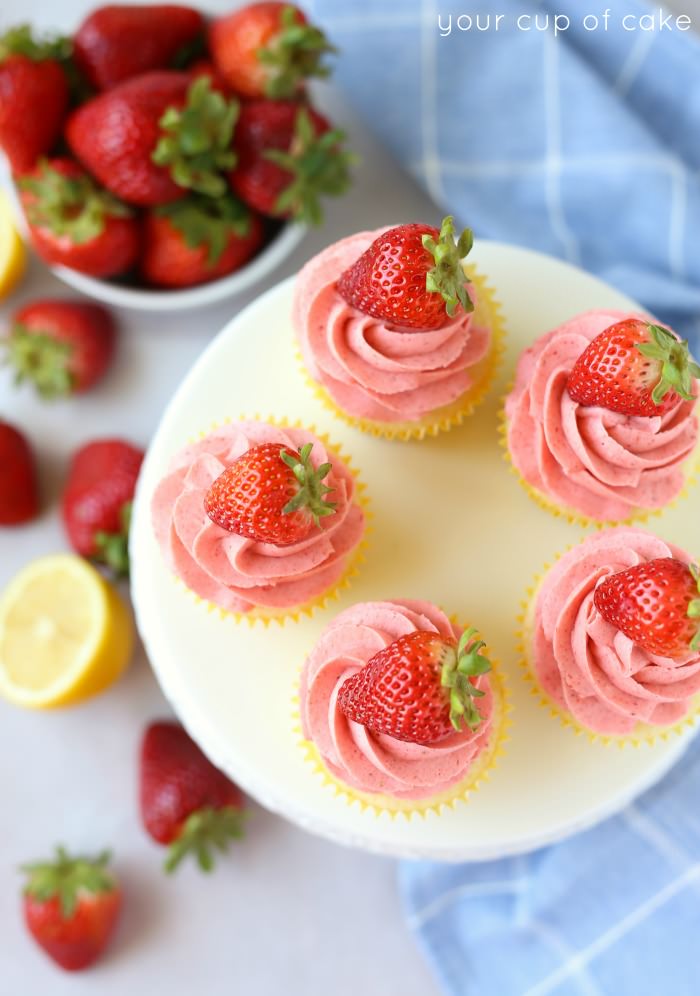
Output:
[0, 2, 352, 307]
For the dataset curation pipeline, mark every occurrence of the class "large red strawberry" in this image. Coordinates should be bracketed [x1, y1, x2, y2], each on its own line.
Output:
[228, 99, 352, 224]
[18, 158, 141, 278]
[0, 26, 70, 174]
[209, 2, 335, 99]
[0, 421, 39, 526]
[22, 847, 121, 972]
[74, 4, 205, 90]
[62, 439, 144, 576]
[567, 319, 700, 416]
[6, 299, 117, 399]
[337, 217, 475, 332]
[140, 721, 246, 873]
[140, 194, 264, 288]
[205, 441, 336, 547]
[594, 558, 700, 660]
[338, 628, 492, 744]
[66, 73, 237, 206]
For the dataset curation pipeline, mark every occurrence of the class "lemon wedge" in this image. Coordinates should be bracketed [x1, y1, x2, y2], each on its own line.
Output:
[0, 555, 133, 709]
[0, 190, 26, 300]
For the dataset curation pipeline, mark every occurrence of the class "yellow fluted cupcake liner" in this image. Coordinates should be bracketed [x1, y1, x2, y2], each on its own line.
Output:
[293, 631, 512, 818]
[497, 392, 700, 530]
[517, 557, 700, 748]
[169, 414, 371, 627]
[297, 266, 507, 442]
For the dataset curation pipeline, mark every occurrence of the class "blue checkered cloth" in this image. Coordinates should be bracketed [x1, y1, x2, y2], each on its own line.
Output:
[308, 1, 700, 993]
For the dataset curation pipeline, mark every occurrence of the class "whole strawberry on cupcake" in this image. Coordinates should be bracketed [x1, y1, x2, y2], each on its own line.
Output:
[299, 600, 507, 812]
[293, 217, 504, 440]
[504, 313, 700, 524]
[523, 528, 700, 742]
[151, 419, 366, 620]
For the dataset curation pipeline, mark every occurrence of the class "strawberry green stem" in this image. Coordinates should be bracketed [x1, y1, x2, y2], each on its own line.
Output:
[164, 806, 246, 874]
[280, 443, 337, 524]
[440, 627, 492, 732]
[266, 108, 354, 225]
[422, 216, 474, 318]
[0, 23, 71, 64]
[257, 5, 337, 99]
[152, 77, 238, 198]
[156, 193, 251, 265]
[21, 846, 115, 919]
[94, 502, 132, 578]
[636, 324, 700, 405]
[689, 564, 700, 652]
[6, 324, 74, 399]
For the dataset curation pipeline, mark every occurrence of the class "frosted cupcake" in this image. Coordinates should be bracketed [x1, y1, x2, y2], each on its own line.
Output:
[151, 420, 366, 620]
[299, 599, 506, 812]
[293, 217, 502, 441]
[522, 528, 700, 741]
[504, 312, 699, 523]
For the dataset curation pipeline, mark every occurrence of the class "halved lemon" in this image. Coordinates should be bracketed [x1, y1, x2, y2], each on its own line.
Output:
[0, 190, 26, 300]
[0, 555, 133, 709]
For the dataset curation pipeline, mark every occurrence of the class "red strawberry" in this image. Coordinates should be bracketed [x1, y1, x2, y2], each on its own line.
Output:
[74, 4, 204, 91]
[205, 441, 336, 547]
[209, 2, 335, 100]
[6, 299, 117, 399]
[62, 439, 144, 576]
[337, 216, 475, 332]
[18, 158, 140, 278]
[66, 73, 237, 206]
[140, 721, 246, 873]
[0, 26, 70, 174]
[228, 99, 352, 224]
[567, 319, 700, 416]
[338, 628, 492, 745]
[0, 420, 39, 526]
[594, 558, 700, 660]
[22, 847, 121, 972]
[140, 194, 264, 288]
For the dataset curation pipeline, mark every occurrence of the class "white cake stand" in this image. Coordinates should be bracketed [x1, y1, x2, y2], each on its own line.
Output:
[130, 241, 699, 861]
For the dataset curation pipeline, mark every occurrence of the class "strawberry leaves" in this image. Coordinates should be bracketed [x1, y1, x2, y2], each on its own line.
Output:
[257, 4, 337, 99]
[635, 324, 700, 405]
[156, 193, 251, 264]
[279, 442, 337, 524]
[164, 806, 246, 874]
[422, 216, 474, 318]
[441, 627, 492, 731]
[22, 847, 115, 919]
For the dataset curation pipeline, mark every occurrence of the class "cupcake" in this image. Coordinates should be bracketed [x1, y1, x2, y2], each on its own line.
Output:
[504, 312, 700, 524]
[522, 528, 700, 742]
[299, 600, 507, 813]
[151, 419, 366, 620]
[293, 217, 503, 441]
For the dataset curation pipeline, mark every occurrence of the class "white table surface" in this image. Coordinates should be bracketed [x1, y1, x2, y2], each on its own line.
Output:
[0, 4, 442, 992]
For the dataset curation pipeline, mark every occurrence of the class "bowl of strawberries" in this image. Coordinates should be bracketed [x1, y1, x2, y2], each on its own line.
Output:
[0, 3, 353, 310]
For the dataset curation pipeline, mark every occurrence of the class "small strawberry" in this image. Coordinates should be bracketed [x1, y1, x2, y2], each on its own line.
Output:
[205, 441, 336, 547]
[209, 2, 335, 99]
[0, 25, 70, 174]
[18, 158, 140, 278]
[21, 847, 122, 972]
[229, 99, 352, 224]
[62, 439, 144, 576]
[0, 420, 39, 526]
[567, 319, 700, 416]
[66, 73, 237, 206]
[74, 4, 205, 90]
[140, 721, 246, 873]
[5, 299, 117, 399]
[140, 193, 264, 288]
[337, 216, 475, 332]
[594, 558, 700, 660]
[338, 628, 492, 745]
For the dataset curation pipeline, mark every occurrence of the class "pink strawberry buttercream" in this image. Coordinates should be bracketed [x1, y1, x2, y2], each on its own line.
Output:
[292, 230, 492, 423]
[530, 528, 700, 736]
[151, 422, 365, 614]
[300, 600, 497, 800]
[505, 310, 699, 521]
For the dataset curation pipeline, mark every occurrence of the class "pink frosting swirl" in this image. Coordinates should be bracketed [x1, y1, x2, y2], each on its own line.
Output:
[292, 230, 492, 423]
[151, 422, 365, 613]
[505, 310, 699, 521]
[531, 528, 700, 735]
[300, 600, 497, 799]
